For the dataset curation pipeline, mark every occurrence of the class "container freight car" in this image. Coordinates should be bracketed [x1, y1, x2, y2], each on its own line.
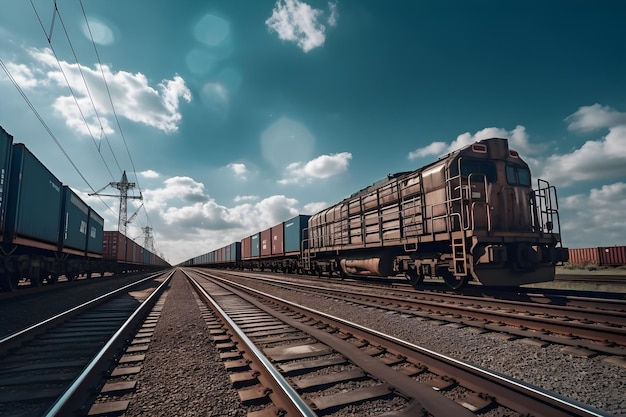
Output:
[182, 138, 569, 290]
[567, 246, 626, 267]
[0, 135, 100, 289]
[0, 124, 170, 291]
[102, 230, 168, 274]
[183, 214, 311, 273]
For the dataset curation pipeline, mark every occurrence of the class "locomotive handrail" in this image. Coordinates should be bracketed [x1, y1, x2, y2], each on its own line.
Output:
[466, 173, 491, 232]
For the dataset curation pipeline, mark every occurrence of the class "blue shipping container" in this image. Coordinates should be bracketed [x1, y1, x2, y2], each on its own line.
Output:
[229, 242, 241, 261]
[87, 208, 104, 255]
[61, 186, 89, 252]
[0, 126, 13, 236]
[284, 214, 311, 253]
[6, 144, 63, 247]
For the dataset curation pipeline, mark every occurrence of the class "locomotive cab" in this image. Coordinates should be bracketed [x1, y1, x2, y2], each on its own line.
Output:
[444, 138, 568, 287]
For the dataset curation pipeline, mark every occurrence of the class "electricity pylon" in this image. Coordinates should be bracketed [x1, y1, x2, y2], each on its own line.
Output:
[90, 171, 142, 236]
[142, 226, 155, 253]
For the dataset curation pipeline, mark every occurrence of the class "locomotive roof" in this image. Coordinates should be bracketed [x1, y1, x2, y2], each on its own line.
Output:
[345, 137, 513, 201]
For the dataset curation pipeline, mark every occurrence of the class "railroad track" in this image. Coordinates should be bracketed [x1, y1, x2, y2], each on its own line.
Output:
[0, 270, 173, 416]
[211, 269, 626, 358]
[184, 268, 609, 417]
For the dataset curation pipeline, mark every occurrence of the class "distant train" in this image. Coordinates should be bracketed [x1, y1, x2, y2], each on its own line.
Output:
[182, 137, 569, 289]
[567, 246, 626, 267]
[0, 125, 169, 291]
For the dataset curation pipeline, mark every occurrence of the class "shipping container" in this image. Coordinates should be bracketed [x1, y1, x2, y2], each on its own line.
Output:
[242, 236, 252, 259]
[60, 186, 89, 253]
[251, 232, 260, 258]
[271, 223, 284, 256]
[567, 247, 599, 266]
[229, 242, 241, 262]
[87, 208, 104, 256]
[217, 247, 223, 263]
[284, 214, 310, 253]
[225, 244, 231, 262]
[0, 126, 13, 239]
[103, 230, 123, 261]
[6, 143, 63, 250]
[261, 228, 271, 257]
[598, 246, 626, 266]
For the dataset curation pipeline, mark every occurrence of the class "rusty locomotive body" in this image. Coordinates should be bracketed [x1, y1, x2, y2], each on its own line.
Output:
[304, 137, 568, 288]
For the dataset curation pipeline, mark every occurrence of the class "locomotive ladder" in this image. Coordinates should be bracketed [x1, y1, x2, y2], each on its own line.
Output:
[451, 231, 467, 276]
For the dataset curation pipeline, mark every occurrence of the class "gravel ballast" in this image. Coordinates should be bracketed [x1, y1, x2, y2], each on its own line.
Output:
[123, 271, 247, 417]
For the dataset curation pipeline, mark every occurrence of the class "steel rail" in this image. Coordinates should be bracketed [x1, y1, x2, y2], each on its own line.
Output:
[213, 270, 626, 346]
[0, 271, 169, 354]
[183, 269, 317, 417]
[42, 270, 175, 417]
[200, 270, 611, 417]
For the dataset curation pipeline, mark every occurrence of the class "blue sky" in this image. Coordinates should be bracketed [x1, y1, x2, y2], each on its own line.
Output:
[1, 0, 625, 264]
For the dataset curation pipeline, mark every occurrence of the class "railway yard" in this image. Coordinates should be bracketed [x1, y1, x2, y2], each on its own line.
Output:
[0, 269, 625, 417]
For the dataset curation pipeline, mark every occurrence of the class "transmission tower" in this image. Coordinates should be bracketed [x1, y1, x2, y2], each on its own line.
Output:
[142, 226, 155, 253]
[90, 171, 143, 236]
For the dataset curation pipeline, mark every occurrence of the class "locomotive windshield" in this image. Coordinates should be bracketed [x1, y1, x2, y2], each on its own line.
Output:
[506, 163, 531, 186]
[459, 159, 497, 183]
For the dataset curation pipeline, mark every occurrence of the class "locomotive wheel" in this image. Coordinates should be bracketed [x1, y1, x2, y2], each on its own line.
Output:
[439, 268, 466, 289]
[0, 273, 20, 292]
[405, 267, 423, 289]
[48, 274, 59, 285]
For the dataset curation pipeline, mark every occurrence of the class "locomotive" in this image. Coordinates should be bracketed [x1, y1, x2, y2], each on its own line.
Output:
[183, 137, 568, 289]
[0, 125, 168, 291]
[305, 137, 568, 288]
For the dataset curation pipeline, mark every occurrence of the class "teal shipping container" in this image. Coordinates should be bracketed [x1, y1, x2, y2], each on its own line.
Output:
[0, 126, 13, 238]
[284, 214, 311, 253]
[229, 242, 241, 261]
[60, 186, 89, 253]
[251, 232, 260, 257]
[87, 208, 104, 255]
[6, 144, 62, 249]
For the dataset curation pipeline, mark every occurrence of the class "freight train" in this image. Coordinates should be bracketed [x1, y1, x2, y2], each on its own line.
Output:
[0, 125, 169, 291]
[567, 246, 626, 267]
[182, 137, 569, 289]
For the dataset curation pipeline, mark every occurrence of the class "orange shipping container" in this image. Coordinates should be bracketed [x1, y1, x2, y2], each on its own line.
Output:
[567, 247, 599, 265]
[271, 223, 284, 256]
[598, 246, 626, 266]
[242, 236, 252, 259]
[260, 228, 271, 257]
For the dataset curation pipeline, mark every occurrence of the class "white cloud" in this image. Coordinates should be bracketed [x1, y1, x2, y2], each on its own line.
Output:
[18, 48, 191, 136]
[234, 195, 259, 202]
[303, 201, 328, 213]
[540, 105, 626, 185]
[265, 0, 337, 52]
[4, 62, 45, 88]
[408, 125, 539, 160]
[565, 103, 626, 132]
[140, 170, 160, 178]
[278, 152, 352, 184]
[560, 182, 626, 248]
[327, 2, 339, 26]
[227, 162, 248, 179]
